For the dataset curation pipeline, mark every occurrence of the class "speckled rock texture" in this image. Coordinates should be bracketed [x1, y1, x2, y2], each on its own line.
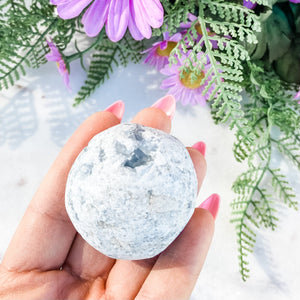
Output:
[65, 123, 198, 260]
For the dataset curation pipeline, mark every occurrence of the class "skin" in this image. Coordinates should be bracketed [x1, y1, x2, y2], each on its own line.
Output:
[0, 107, 214, 300]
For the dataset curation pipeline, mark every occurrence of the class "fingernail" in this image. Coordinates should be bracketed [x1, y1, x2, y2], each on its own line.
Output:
[198, 194, 220, 220]
[104, 100, 125, 121]
[192, 141, 206, 157]
[151, 95, 176, 120]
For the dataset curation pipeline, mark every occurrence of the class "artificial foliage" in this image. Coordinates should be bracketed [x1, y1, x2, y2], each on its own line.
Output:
[0, 0, 299, 281]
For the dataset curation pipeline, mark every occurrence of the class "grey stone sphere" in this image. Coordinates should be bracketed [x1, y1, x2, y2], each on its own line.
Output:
[65, 123, 197, 260]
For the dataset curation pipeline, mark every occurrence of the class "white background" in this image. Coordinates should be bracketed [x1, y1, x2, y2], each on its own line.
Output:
[0, 59, 299, 299]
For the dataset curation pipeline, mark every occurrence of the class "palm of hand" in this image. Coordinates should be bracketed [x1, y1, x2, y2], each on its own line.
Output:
[0, 255, 156, 299]
[0, 107, 213, 300]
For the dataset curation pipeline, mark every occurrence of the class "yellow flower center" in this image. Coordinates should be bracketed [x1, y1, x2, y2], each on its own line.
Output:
[195, 23, 214, 37]
[180, 70, 205, 89]
[156, 41, 177, 57]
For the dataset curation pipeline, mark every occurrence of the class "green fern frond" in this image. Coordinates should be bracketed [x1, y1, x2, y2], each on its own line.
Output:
[272, 108, 300, 135]
[0, 19, 56, 90]
[117, 35, 143, 65]
[232, 165, 264, 195]
[271, 136, 300, 170]
[231, 59, 299, 280]
[157, 0, 197, 36]
[74, 31, 144, 105]
[231, 210, 257, 281]
[0, 0, 75, 90]
[269, 168, 297, 209]
[0, 54, 28, 88]
[168, 0, 260, 162]
[74, 35, 119, 105]
[231, 159, 278, 279]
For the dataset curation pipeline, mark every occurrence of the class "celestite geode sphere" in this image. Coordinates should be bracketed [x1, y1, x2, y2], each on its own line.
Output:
[65, 123, 198, 260]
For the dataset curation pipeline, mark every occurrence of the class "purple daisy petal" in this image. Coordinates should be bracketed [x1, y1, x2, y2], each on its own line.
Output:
[56, 0, 93, 19]
[45, 39, 71, 91]
[143, 31, 181, 70]
[180, 22, 192, 29]
[187, 90, 196, 105]
[130, 0, 152, 39]
[62, 71, 71, 91]
[128, 3, 144, 40]
[141, 41, 162, 54]
[51, 0, 70, 5]
[57, 60, 66, 75]
[45, 40, 61, 61]
[187, 13, 197, 22]
[163, 31, 170, 40]
[144, 53, 155, 64]
[160, 66, 176, 76]
[158, 57, 168, 70]
[161, 76, 177, 89]
[294, 90, 300, 99]
[151, 41, 163, 47]
[106, 0, 130, 42]
[159, 52, 217, 106]
[159, 41, 168, 50]
[197, 95, 207, 106]
[167, 86, 179, 98]
[184, 90, 193, 105]
[243, 0, 257, 10]
[169, 33, 182, 42]
[82, 0, 110, 37]
[139, 0, 163, 28]
[173, 90, 183, 102]
[143, 47, 156, 57]
[52, 0, 164, 41]
[45, 53, 59, 61]
[177, 87, 185, 104]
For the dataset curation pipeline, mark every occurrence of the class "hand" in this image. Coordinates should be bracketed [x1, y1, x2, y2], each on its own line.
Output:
[0, 96, 218, 300]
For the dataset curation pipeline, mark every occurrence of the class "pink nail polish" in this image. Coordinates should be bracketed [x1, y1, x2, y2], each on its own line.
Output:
[104, 100, 125, 121]
[198, 194, 220, 220]
[151, 95, 176, 120]
[192, 141, 206, 157]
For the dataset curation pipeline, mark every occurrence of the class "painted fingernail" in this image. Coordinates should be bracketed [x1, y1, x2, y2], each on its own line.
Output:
[151, 95, 176, 120]
[198, 193, 220, 220]
[104, 100, 125, 121]
[192, 141, 206, 157]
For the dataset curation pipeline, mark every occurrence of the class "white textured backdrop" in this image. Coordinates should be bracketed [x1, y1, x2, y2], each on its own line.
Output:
[0, 60, 299, 299]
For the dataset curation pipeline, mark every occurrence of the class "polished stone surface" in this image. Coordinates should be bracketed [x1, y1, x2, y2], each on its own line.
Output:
[65, 123, 197, 259]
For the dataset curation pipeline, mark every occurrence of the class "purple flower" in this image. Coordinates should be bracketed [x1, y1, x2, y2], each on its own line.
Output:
[290, 0, 300, 3]
[243, 0, 257, 10]
[180, 13, 218, 49]
[45, 39, 71, 91]
[50, 0, 164, 42]
[160, 53, 217, 106]
[142, 32, 182, 70]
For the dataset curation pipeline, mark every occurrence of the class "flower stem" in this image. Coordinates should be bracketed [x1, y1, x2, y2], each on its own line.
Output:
[65, 30, 105, 63]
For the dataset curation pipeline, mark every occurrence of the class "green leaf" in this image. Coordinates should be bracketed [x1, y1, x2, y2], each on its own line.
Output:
[274, 40, 300, 84]
[247, 5, 294, 62]
[260, 85, 272, 99]
[74, 39, 119, 105]
[232, 59, 300, 280]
